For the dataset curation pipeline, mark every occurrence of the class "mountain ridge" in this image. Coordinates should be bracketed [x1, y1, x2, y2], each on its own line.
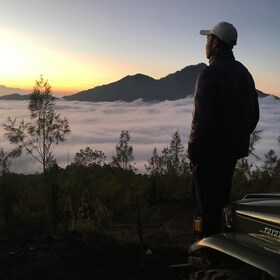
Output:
[0, 64, 277, 101]
[63, 63, 207, 102]
[63, 63, 275, 102]
[0, 85, 26, 96]
[0, 93, 32, 100]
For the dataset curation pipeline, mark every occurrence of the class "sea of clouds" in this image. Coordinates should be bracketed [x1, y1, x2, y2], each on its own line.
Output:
[0, 96, 279, 174]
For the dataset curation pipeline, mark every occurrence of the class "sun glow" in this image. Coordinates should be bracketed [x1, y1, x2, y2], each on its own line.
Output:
[0, 39, 31, 77]
[0, 28, 115, 95]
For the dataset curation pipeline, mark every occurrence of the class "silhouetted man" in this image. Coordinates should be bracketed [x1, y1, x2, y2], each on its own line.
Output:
[188, 22, 259, 236]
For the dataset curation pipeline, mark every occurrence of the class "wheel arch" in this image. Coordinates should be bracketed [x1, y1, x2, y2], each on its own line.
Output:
[189, 233, 280, 280]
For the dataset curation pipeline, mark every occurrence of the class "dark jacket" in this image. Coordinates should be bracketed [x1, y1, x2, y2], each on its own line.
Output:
[188, 50, 259, 164]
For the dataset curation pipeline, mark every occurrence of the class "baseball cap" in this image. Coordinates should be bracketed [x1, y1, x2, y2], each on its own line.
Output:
[200, 22, 238, 46]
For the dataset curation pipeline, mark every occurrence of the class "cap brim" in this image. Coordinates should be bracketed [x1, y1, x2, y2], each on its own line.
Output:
[200, 30, 212, 35]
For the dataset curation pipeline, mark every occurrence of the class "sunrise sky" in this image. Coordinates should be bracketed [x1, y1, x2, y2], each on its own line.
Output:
[1, 0, 280, 97]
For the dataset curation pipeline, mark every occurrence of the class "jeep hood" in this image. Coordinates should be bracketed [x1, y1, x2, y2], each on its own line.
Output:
[189, 233, 280, 280]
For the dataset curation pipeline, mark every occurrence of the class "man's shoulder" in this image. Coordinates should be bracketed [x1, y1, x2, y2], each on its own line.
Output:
[208, 59, 251, 75]
[197, 64, 218, 81]
[198, 65, 213, 77]
[234, 60, 251, 73]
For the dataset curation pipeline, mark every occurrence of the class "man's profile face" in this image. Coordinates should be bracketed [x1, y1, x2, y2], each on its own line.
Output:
[205, 35, 217, 59]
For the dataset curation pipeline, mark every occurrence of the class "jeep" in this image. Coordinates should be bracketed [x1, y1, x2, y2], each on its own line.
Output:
[188, 193, 280, 279]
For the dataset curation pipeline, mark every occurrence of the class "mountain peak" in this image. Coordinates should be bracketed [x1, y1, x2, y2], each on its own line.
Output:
[63, 63, 207, 102]
[126, 73, 152, 78]
[0, 93, 31, 100]
[0, 85, 27, 96]
[62, 63, 275, 102]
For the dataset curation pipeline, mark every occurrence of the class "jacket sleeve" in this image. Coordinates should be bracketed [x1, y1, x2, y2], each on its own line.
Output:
[250, 81, 260, 134]
[187, 68, 215, 164]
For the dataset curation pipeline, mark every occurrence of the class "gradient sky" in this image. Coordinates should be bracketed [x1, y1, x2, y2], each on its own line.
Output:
[1, 0, 280, 97]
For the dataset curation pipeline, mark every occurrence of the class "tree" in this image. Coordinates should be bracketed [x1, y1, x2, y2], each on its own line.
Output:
[111, 130, 136, 171]
[235, 129, 262, 179]
[249, 130, 262, 160]
[168, 130, 188, 176]
[0, 147, 17, 226]
[0, 147, 11, 176]
[3, 75, 71, 181]
[3, 76, 70, 233]
[146, 130, 189, 176]
[74, 147, 106, 167]
[261, 149, 280, 177]
[145, 147, 163, 176]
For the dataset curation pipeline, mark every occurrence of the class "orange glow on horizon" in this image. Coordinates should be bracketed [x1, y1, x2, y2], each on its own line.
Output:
[1, 28, 279, 99]
[0, 27, 122, 97]
[5, 76, 280, 99]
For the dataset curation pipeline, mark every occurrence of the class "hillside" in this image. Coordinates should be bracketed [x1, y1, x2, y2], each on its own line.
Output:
[0, 93, 31, 100]
[63, 63, 207, 102]
[0, 85, 26, 96]
[63, 63, 275, 102]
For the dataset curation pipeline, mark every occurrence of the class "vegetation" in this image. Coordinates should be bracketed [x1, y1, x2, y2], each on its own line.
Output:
[0, 81, 279, 247]
[0, 128, 278, 243]
[2, 75, 70, 233]
[111, 130, 136, 171]
[3, 75, 71, 181]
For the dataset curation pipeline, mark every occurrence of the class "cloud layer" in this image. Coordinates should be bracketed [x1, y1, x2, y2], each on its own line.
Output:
[0, 96, 279, 174]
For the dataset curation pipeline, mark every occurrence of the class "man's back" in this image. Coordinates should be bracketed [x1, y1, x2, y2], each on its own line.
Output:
[188, 21, 260, 236]
[188, 50, 259, 163]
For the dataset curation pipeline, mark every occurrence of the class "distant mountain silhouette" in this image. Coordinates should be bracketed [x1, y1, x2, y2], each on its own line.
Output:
[63, 63, 276, 102]
[0, 64, 276, 102]
[0, 85, 26, 96]
[0, 93, 60, 101]
[256, 89, 271, 98]
[63, 64, 207, 102]
[0, 93, 31, 100]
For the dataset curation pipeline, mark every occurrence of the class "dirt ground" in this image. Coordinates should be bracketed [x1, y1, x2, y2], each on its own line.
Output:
[0, 204, 195, 280]
[0, 231, 193, 280]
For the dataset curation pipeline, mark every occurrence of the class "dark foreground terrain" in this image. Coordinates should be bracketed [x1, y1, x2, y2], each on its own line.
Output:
[0, 231, 190, 280]
[0, 204, 194, 280]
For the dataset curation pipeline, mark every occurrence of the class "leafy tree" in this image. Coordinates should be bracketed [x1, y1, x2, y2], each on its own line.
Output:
[235, 129, 262, 178]
[111, 130, 136, 171]
[74, 147, 106, 167]
[249, 130, 262, 160]
[0, 147, 16, 225]
[145, 147, 163, 176]
[160, 146, 170, 175]
[145, 131, 191, 204]
[0, 147, 11, 176]
[3, 76, 70, 233]
[261, 149, 280, 177]
[235, 158, 254, 179]
[146, 130, 189, 176]
[168, 130, 188, 176]
[3, 75, 71, 181]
